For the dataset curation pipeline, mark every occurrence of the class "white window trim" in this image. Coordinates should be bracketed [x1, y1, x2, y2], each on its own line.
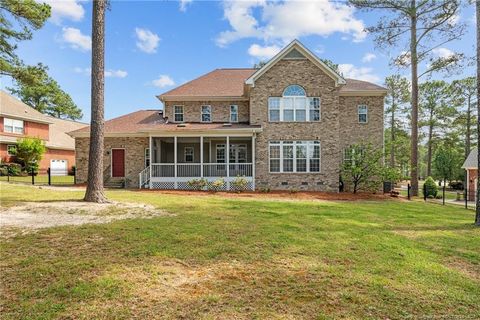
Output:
[268, 140, 321, 173]
[230, 105, 238, 123]
[4, 118, 24, 134]
[358, 105, 368, 124]
[201, 105, 212, 123]
[174, 105, 184, 122]
[7, 144, 16, 156]
[268, 97, 321, 122]
[184, 147, 194, 163]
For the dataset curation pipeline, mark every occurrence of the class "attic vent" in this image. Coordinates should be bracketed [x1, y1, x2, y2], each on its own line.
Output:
[284, 48, 306, 59]
[177, 123, 186, 127]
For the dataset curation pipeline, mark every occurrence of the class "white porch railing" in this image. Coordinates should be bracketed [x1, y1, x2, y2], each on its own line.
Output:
[138, 166, 150, 188]
[150, 163, 253, 178]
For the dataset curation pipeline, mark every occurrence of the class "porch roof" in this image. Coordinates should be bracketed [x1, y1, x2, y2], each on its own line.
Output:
[69, 110, 261, 137]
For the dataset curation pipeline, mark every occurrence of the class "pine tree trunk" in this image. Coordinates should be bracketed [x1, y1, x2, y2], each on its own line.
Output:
[410, 1, 419, 196]
[426, 114, 434, 177]
[84, 0, 107, 203]
[390, 97, 395, 168]
[466, 96, 471, 159]
[475, 0, 480, 226]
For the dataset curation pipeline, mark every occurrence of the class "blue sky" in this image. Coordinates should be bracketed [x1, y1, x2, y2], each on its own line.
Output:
[2, 0, 476, 122]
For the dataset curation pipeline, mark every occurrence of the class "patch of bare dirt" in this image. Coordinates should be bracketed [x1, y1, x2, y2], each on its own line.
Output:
[137, 189, 392, 202]
[0, 201, 170, 237]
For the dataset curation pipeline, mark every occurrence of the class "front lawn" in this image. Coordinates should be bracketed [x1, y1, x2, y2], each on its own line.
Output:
[0, 183, 479, 319]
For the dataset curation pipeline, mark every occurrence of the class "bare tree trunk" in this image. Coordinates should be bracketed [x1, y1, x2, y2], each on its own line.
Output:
[390, 97, 395, 168]
[427, 114, 434, 177]
[410, 1, 419, 196]
[476, 0, 480, 226]
[466, 96, 471, 159]
[84, 0, 107, 203]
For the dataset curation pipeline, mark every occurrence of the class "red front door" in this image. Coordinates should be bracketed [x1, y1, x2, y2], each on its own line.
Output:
[112, 149, 125, 177]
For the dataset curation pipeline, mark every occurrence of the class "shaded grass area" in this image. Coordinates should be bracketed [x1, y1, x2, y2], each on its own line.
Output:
[1, 183, 479, 319]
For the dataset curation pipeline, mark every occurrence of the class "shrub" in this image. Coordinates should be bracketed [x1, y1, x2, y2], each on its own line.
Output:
[0, 163, 21, 176]
[13, 137, 46, 173]
[449, 181, 464, 190]
[259, 186, 271, 193]
[209, 179, 224, 192]
[423, 176, 438, 198]
[231, 176, 249, 192]
[187, 178, 208, 191]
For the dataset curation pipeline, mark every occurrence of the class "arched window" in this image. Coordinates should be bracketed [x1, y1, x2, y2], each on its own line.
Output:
[283, 85, 306, 97]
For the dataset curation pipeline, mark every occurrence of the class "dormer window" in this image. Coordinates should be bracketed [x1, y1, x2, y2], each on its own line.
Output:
[268, 85, 320, 122]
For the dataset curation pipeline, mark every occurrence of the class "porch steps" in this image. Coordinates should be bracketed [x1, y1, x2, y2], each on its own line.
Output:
[104, 178, 125, 189]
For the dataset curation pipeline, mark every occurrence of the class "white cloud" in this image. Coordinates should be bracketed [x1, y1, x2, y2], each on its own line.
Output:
[74, 67, 128, 78]
[362, 53, 376, 63]
[432, 47, 454, 59]
[179, 0, 193, 12]
[152, 75, 175, 88]
[216, 0, 366, 47]
[135, 28, 160, 54]
[42, 0, 85, 24]
[248, 43, 281, 59]
[62, 27, 91, 51]
[338, 64, 380, 83]
[105, 69, 128, 78]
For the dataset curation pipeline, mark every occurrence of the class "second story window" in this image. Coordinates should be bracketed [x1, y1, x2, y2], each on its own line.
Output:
[201, 105, 211, 122]
[230, 105, 238, 123]
[174, 106, 184, 122]
[268, 85, 320, 122]
[4, 118, 24, 134]
[358, 105, 368, 123]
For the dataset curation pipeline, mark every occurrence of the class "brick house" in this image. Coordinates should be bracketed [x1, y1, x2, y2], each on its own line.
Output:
[70, 40, 387, 190]
[0, 90, 87, 173]
[462, 148, 477, 201]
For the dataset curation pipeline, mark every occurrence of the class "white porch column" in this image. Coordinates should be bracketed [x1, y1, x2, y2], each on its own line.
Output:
[200, 136, 204, 178]
[149, 135, 152, 189]
[226, 136, 230, 189]
[252, 134, 256, 191]
[174, 136, 178, 189]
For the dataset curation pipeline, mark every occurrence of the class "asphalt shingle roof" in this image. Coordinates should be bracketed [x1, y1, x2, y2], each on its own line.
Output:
[462, 148, 478, 169]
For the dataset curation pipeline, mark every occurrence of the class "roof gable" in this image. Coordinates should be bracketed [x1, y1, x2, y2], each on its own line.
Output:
[245, 40, 346, 87]
[462, 148, 478, 169]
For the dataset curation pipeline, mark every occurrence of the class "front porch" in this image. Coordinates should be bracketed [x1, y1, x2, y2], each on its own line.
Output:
[140, 135, 256, 190]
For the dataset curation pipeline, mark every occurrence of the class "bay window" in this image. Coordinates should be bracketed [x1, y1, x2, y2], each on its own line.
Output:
[269, 141, 321, 173]
[268, 85, 320, 122]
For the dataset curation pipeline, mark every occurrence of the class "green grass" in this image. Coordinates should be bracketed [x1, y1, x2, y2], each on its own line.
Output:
[0, 174, 74, 184]
[1, 183, 479, 319]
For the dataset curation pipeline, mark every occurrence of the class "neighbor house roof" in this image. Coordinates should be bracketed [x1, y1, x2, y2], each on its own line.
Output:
[462, 148, 478, 169]
[69, 110, 262, 137]
[159, 69, 255, 101]
[0, 90, 52, 124]
[0, 90, 88, 150]
[45, 116, 88, 150]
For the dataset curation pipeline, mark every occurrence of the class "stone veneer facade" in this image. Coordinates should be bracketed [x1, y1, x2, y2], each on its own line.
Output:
[74, 57, 385, 191]
[75, 137, 148, 188]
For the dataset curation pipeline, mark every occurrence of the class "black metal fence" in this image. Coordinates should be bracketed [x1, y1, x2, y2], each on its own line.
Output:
[404, 182, 476, 210]
[0, 167, 76, 186]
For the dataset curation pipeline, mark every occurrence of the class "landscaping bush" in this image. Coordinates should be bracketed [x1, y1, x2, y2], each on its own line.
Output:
[449, 181, 464, 190]
[423, 176, 438, 198]
[187, 178, 208, 191]
[231, 176, 249, 192]
[209, 179, 224, 192]
[0, 163, 21, 176]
